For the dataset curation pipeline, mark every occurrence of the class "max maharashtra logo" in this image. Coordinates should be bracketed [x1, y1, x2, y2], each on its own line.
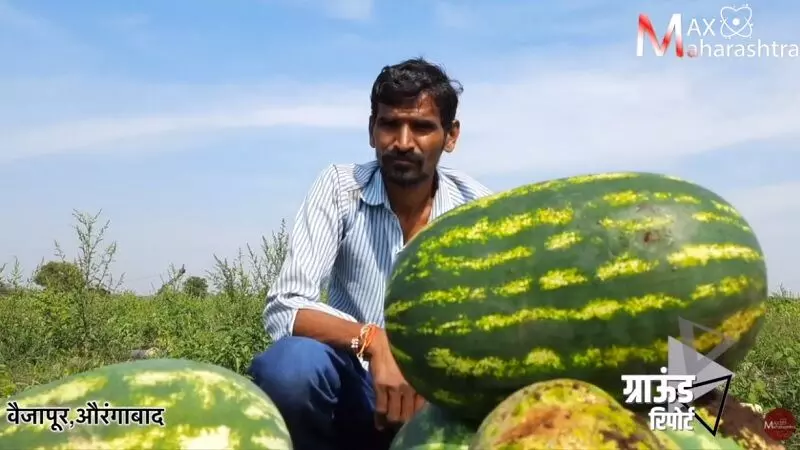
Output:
[636, 4, 799, 58]
[719, 5, 753, 39]
[621, 317, 735, 434]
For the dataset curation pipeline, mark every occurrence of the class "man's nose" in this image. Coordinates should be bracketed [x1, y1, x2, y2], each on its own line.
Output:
[396, 125, 414, 150]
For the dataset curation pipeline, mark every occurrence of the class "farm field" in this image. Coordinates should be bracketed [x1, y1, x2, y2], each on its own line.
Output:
[1, 210, 798, 448]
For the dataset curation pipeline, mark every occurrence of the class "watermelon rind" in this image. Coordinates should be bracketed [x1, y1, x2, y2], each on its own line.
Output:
[385, 172, 768, 421]
[0, 358, 292, 449]
[389, 403, 476, 450]
[470, 378, 666, 449]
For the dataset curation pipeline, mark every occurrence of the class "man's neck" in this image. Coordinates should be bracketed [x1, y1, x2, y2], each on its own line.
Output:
[385, 175, 436, 218]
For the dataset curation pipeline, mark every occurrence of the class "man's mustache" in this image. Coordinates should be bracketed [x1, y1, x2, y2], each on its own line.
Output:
[382, 150, 423, 166]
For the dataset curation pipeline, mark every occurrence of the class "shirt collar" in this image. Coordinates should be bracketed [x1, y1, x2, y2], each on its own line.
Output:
[358, 162, 455, 219]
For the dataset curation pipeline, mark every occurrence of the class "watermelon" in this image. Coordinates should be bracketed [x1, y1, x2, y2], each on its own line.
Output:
[389, 403, 476, 449]
[0, 359, 292, 449]
[470, 379, 665, 449]
[656, 428, 744, 450]
[649, 391, 785, 450]
[384, 172, 767, 421]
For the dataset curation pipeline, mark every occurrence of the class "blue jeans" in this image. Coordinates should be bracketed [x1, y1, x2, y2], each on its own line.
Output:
[248, 336, 396, 450]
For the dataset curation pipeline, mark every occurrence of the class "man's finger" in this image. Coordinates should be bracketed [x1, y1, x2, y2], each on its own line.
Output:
[374, 385, 389, 418]
[414, 394, 426, 413]
[387, 388, 403, 424]
[401, 387, 416, 422]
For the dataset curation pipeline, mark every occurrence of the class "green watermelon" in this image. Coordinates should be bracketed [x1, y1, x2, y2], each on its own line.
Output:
[656, 428, 744, 450]
[0, 359, 292, 449]
[470, 379, 666, 449]
[649, 391, 785, 450]
[384, 172, 767, 421]
[389, 403, 476, 449]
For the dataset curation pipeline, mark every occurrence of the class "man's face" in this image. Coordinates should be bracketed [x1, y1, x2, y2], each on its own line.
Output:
[370, 94, 459, 187]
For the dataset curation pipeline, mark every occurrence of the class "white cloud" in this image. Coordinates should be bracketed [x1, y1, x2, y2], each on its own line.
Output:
[324, 0, 373, 21]
[271, 0, 373, 21]
[448, 57, 800, 176]
[433, 1, 474, 30]
[4, 50, 799, 172]
[0, 104, 364, 163]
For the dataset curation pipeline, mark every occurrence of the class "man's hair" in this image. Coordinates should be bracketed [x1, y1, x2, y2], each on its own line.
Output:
[369, 57, 464, 130]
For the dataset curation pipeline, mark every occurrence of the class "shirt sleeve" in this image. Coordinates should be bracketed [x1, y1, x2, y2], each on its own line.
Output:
[262, 165, 358, 342]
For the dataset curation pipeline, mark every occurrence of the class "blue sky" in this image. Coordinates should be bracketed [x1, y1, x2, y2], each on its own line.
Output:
[1, 0, 799, 293]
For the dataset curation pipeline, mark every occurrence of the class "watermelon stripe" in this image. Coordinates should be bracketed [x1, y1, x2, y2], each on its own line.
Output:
[453, 187, 741, 233]
[693, 212, 751, 231]
[599, 216, 675, 232]
[389, 344, 413, 364]
[545, 231, 583, 250]
[403, 218, 750, 286]
[389, 275, 758, 337]
[411, 212, 753, 284]
[600, 213, 750, 234]
[712, 200, 743, 216]
[9, 377, 107, 407]
[667, 244, 761, 268]
[386, 242, 762, 325]
[436, 196, 747, 248]
[539, 268, 588, 290]
[417, 207, 575, 253]
[451, 173, 641, 215]
[595, 253, 659, 281]
[406, 245, 534, 282]
[421, 304, 764, 378]
[390, 295, 762, 373]
[386, 274, 763, 353]
[429, 390, 497, 410]
[602, 190, 703, 206]
[602, 190, 701, 207]
[430, 390, 473, 408]
[385, 278, 534, 320]
[450, 173, 723, 216]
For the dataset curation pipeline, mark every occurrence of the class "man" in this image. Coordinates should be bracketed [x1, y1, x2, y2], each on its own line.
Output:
[248, 58, 493, 450]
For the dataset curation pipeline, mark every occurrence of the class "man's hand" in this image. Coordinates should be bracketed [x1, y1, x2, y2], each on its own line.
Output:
[367, 328, 426, 429]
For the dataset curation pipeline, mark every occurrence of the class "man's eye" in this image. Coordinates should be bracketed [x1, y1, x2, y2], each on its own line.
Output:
[411, 122, 436, 132]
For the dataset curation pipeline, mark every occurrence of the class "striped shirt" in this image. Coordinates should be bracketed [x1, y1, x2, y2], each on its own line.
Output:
[263, 160, 493, 344]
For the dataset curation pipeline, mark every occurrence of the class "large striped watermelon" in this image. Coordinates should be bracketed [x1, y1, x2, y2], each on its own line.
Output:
[385, 172, 767, 421]
[470, 379, 666, 449]
[389, 403, 476, 449]
[0, 359, 292, 449]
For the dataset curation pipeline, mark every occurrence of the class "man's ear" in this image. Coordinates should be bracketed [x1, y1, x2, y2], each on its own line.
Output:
[443, 119, 460, 153]
[368, 116, 375, 148]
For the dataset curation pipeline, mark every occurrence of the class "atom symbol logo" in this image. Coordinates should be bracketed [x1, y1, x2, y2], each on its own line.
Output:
[719, 4, 753, 39]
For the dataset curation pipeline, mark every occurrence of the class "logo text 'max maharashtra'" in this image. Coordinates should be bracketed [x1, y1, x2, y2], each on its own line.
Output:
[637, 14, 695, 57]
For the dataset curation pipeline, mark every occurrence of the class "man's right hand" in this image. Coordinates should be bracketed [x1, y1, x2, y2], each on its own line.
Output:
[366, 328, 426, 429]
